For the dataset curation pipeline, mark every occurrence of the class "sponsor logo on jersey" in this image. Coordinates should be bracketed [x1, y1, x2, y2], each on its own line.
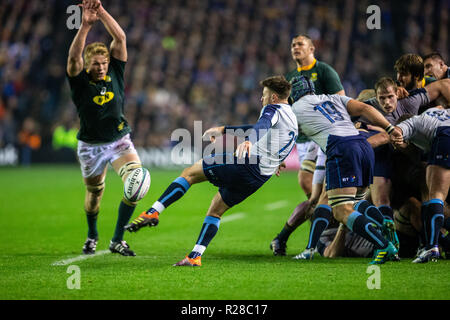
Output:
[93, 92, 114, 106]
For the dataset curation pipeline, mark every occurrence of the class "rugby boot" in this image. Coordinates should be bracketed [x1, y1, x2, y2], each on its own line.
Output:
[82, 237, 98, 255]
[412, 246, 440, 263]
[109, 240, 136, 256]
[124, 210, 159, 232]
[293, 248, 315, 260]
[369, 242, 398, 265]
[173, 256, 202, 267]
[270, 238, 287, 256]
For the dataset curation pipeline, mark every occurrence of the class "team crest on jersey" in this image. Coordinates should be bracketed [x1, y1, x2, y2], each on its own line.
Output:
[310, 73, 318, 81]
[93, 92, 114, 106]
[118, 122, 124, 131]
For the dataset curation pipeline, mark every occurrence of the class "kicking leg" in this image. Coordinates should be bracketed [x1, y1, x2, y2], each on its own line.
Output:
[125, 160, 207, 232]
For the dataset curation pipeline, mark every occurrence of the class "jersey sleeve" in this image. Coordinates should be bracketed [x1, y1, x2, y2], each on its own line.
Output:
[109, 56, 126, 83]
[321, 63, 344, 94]
[338, 95, 352, 107]
[400, 89, 430, 114]
[397, 116, 418, 141]
[66, 69, 88, 90]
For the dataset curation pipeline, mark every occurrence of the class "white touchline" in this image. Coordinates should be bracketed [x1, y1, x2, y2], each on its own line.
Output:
[264, 200, 290, 211]
[51, 250, 110, 266]
[51, 213, 247, 266]
[221, 212, 246, 223]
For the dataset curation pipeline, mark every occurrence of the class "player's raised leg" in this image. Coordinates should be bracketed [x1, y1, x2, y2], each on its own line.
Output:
[125, 159, 208, 232]
[174, 192, 230, 266]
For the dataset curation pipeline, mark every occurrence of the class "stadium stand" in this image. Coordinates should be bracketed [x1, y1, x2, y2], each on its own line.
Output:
[0, 0, 448, 164]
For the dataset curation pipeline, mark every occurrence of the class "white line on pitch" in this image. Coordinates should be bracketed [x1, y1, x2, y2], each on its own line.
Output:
[221, 212, 246, 223]
[264, 200, 290, 211]
[51, 250, 110, 266]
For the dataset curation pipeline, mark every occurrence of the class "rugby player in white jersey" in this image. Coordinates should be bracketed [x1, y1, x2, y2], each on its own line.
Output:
[125, 76, 298, 266]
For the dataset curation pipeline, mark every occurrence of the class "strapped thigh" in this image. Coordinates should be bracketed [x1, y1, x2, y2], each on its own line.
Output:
[118, 161, 142, 182]
[328, 194, 356, 208]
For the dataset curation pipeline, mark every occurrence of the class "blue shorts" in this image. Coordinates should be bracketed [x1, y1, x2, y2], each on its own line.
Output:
[428, 127, 450, 169]
[202, 153, 271, 207]
[325, 134, 375, 191]
[358, 129, 392, 178]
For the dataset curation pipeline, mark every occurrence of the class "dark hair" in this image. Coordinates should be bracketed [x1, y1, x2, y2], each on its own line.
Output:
[422, 52, 445, 63]
[374, 77, 397, 94]
[396, 113, 414, 125]
[292, 34, 314, 47]
[260, 76, 292, 100]
[394, 53, 424, 80]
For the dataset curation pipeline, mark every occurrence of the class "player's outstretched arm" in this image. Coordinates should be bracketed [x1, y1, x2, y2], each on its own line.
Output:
[66, 2, 98, 76]
[203, 126, 225, 143]
[424, 78, 450, 105]
[95, 0, 127, 61]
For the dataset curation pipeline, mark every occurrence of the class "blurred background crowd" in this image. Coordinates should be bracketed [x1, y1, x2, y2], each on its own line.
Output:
[0, 0, 448, 165]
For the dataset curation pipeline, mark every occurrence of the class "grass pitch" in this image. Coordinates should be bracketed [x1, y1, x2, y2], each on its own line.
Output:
[0, 165, 449, 300]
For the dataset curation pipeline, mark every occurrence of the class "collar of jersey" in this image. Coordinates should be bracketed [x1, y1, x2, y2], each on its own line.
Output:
[297, 58, 317, 71]
[88, 75, 110, 85]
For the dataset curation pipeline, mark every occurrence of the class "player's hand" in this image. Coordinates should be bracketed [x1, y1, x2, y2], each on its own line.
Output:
[389, 126, 403, 144]
[79, 0, 100, 26]
[81, 0, 100, 10]
[203, 126, 224, 143]
[236, 141, 252, 159]
[396, 86, 409, 99]
[275, 162, 286, 177]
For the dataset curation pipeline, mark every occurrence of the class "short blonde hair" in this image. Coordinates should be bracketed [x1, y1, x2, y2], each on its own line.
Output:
[84, 42, 109, 68]
[356, 89, 376, 102]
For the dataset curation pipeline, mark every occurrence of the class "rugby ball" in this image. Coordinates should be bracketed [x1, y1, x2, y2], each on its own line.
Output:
[124, 167, 151, 202]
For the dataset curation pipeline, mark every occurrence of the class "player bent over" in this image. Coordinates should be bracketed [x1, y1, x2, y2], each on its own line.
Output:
[125, 76, 298, 266]
[392, 108, 450, 263]
[66, 0, 148, 256]
[290, 76, 402, 264]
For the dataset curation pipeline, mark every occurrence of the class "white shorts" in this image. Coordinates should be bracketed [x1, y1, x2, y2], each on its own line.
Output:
[298, 141, 319, 173]
[77, 134, 138, 178]
[312, 148, 327, 185]
[297, 141, 320, 164]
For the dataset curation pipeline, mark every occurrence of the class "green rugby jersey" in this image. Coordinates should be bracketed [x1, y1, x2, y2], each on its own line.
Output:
[67, 56, 131, 144]
[286, 59, 344, 143]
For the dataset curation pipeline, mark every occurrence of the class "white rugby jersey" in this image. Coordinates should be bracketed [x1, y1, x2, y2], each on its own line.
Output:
[292, 94, 358, 152]
[397, 107, 450, 152]
[250, 103, 299, 176]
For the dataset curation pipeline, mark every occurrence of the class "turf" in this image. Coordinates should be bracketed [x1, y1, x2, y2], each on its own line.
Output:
[0, 165, 449, 300]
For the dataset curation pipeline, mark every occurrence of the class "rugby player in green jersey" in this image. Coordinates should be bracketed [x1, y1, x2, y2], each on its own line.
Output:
[66, 0, 147, 256]
[270, 34, 345, 256]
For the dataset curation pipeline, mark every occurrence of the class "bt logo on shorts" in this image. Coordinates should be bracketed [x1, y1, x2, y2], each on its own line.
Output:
[342, 176, 356, 183]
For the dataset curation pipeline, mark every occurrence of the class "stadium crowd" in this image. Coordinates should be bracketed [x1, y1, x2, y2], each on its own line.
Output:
[1, 0, 449, 159]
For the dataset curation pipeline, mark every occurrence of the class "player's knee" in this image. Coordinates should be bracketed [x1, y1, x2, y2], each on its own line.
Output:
[328, 196, 356, 223]
[118, 161, 143, 182]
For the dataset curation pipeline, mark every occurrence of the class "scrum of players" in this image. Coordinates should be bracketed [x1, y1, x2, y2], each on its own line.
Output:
[270, 35, 450, 264]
